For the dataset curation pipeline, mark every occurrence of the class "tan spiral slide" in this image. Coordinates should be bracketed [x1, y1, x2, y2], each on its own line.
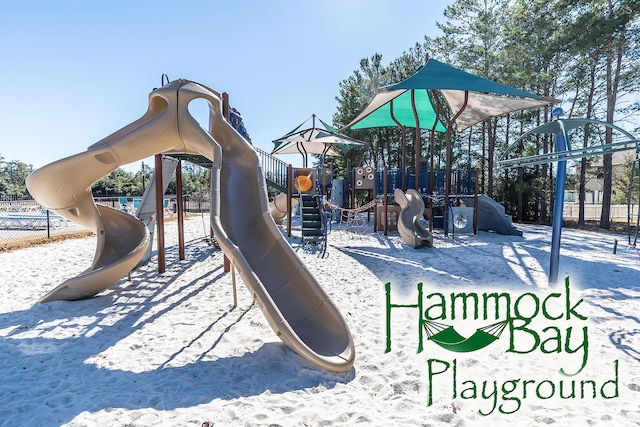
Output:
[26, 80, 355, 372]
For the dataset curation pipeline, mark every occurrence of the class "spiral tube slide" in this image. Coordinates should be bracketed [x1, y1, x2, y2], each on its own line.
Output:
[26, 80, 354, 372]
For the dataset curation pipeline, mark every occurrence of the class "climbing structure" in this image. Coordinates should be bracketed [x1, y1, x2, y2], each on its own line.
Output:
[300, 193, 326, 247]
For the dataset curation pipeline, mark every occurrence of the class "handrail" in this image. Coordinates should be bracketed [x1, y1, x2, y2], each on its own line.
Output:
[254, 146, 289, 192]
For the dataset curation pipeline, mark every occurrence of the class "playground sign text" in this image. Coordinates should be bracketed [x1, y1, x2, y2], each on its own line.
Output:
[384, 277, 619, 415]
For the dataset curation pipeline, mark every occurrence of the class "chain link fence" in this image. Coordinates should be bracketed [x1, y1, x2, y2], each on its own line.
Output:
[0, 196, 210, 252]
[0, 199, 90, 251]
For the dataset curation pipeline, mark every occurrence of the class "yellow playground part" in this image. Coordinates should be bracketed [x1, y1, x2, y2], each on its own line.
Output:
[294, 175, 313, 192]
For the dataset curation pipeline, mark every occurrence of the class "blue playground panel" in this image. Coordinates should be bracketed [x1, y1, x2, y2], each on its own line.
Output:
[351, 169, 476, 196]
[286, 167, 476, 197]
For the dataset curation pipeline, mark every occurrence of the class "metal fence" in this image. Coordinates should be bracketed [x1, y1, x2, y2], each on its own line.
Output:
[0, 196, 211, 251]
[0, 199, 90, 251]
[563, 203, 632, 220]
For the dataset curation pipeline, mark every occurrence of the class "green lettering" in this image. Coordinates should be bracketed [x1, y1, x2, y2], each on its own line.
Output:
[385, 282, 424, 353]
[541, 292, 562, 320]
[425, 292, 446, 320]
[499, 379, 522, 415]
[540, 326, 562, 354]
[509, 318, 540, 354]
[564, 277, 587, 321]
[560, 326, 589, 376]
[427, 358, 450, 406]
[600, 360, 619, 398]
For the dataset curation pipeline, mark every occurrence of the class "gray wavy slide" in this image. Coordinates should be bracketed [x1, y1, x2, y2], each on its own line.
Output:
[26, 80, 355, 372]
[461, 195, 523, 236]
[394, 188, 433, 248]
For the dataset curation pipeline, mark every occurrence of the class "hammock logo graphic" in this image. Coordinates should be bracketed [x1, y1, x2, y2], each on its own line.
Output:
[384, 278, 589, 359]
[423, 319, 509, 353]
[384, 280, 620, 416]
[384, 282, 514, 354]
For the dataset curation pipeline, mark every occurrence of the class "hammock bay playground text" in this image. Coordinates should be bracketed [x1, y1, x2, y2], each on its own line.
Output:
[384, 278, 620, 416]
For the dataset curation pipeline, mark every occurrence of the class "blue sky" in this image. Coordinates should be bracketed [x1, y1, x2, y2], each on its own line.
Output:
[0, 0, 450, 171]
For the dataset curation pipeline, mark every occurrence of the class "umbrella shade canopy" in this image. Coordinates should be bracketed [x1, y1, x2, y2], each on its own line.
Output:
[272, 114, 367, 164]
[342, 58, 558, 132]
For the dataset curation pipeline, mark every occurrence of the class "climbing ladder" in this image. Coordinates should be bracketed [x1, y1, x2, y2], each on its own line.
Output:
[300, 193, 326, 247]
[256, 145, 329, 253]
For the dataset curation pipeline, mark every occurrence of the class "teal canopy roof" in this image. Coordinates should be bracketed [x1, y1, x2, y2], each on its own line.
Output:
[385, 58, 545, 98]
[342, 58, 558, 132]
[348, 89, 447, 132]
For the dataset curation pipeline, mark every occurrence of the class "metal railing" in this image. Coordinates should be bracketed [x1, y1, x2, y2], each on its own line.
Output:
[255, 146, 288, 192]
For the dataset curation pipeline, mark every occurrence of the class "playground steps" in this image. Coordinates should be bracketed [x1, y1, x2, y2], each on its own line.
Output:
[300, 194, 325, 245]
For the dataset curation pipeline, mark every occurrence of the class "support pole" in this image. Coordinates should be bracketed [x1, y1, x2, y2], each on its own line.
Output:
[176, 159, 185, 260]
[383, 166, 388, 236]
[347, 159, 353, 209]
[410, 91, 421, 191]
[231, 262, 238, 308]
[429, 109, 439, 232]
[444, 123, 451, 238]
[549, 117, 568, 286]
[287, 164, 293, 238]
[473, 168, 479, 235]
[222, 92, 231, 273]
[154, 154, 165, 273]
[322, 165, 326, 196]
[373, 203, 378, 233]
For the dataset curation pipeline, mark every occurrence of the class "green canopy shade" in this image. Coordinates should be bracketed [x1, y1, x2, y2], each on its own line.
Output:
[343, 58, 558, 132]
[385, 58, 545, 96]
[349, 90, 447, 132]
[339, 56, 559, 224]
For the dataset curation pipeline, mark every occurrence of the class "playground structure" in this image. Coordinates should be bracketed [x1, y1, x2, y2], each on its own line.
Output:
[367, 166, 480, 237]
[266, 159, 523, 248]
[266, 56, 552, 247]
[499, 112, 640, 284]
[338, 55, 557, 240]
[26, 79, 355, 373]
[267, 113, 489, 245]
[460, 195, 522, 236]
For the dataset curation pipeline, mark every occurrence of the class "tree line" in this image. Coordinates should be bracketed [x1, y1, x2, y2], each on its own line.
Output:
[332, 0, 639, 229]
[0, 156, 210, 200]
[2, 0, 638, 230]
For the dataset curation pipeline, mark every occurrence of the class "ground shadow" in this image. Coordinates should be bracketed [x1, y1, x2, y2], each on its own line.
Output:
[0, 238, 354, 425]
[610, 330, 640, 363]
